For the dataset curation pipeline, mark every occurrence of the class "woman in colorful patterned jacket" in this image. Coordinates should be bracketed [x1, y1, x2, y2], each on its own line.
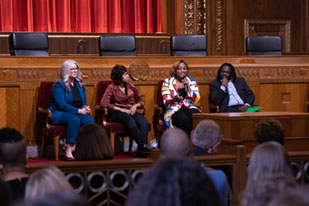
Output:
[161, 60, 201, 135]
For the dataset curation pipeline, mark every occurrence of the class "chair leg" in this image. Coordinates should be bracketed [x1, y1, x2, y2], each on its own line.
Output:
[53, 135, 60, 161]
[40, 135, 45, 158]
[110, 132, 115, 152]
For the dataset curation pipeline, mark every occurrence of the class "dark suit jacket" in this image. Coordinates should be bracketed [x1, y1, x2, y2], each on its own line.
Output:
[49, 80, 87, 124]
[193, 145, 210, 156]
[210, 77, 255, 112]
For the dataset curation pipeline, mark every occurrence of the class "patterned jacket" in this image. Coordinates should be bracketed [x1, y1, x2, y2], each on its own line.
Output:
[161, 76, 200, 128]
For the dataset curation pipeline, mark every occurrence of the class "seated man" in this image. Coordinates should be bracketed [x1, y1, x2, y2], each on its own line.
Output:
[254, 119, 284, 145]
[160, 128, 228, 206]
[210, 63, 255, 112]
[192, 119, 222, 156]
[0, 128, 28, 202]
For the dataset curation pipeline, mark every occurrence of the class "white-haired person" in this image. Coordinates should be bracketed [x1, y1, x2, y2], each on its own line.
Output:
[49, 60, 94, 160]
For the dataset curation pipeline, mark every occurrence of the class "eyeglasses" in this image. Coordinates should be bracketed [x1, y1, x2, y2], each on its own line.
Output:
[70, 67, 79, 71]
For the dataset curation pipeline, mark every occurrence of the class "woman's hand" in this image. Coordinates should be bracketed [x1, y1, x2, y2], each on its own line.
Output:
[183, 78, 191, 93]
[83, 105, 91, 114]
[172, 95, 183, 103]
[78, 108, 88, 114]
[129, 104, 137, 115]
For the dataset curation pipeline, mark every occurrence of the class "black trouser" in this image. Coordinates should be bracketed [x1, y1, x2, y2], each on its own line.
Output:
[224, 105, 243, 112]
[108, 111, 148, 148]
[171, 106, 200, 136]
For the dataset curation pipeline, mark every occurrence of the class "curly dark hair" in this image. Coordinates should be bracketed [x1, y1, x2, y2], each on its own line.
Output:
[216, 63, 237, 82]
[126, 157, 221, 206]
[254, 119, 284, 145]
[111, 64, 127, 85]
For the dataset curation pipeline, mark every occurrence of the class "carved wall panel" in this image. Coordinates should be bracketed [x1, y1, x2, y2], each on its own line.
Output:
[244, 19, 291, 53]
[183, 0, 207, 34]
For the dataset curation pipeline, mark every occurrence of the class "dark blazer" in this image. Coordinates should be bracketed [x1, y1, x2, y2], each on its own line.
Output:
[193, 145, 210, 156]
[210, 77, 255, 112]
[49, 80, 87, 124]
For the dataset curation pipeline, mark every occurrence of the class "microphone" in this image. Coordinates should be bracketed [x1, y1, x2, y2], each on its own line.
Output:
[184, 83, 188, 92]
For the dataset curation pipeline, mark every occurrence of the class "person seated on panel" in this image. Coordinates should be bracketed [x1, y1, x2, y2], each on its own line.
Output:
[210, 63, 255, 112]
[192, 120, 223, 156]
[160, 128, 228, 206]
[100, 65, 150, 158]
[0, 128, 28, 203]
[254, 119, 284, 145]
[73, 123, 113, 161]
[161, 60, 201, 136]
[49, 60, 94, 160]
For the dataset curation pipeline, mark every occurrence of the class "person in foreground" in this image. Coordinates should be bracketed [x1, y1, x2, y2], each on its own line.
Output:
[25, 166, 74, 201]
[74, 123, 113, 161]
[126, 157, 221, 206]
[210, 63, 255, 112]
[100, 64, 150, 158]
[162, 60, 200, 136]
[49, 60, 94, 160]
[160, 128, 228, 206]
[192, 119, 223, 155]
[0, 128, 28, 202]
[254, 119, 284, 145]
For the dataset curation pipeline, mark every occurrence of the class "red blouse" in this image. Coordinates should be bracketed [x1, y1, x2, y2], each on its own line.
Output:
[100, 83, 144, 110]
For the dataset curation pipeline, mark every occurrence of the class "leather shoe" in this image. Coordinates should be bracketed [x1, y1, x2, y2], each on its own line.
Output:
[135, 145, 150, 158]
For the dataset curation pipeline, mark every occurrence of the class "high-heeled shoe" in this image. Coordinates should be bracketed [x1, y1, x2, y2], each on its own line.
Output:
[65, 144, 75, 161]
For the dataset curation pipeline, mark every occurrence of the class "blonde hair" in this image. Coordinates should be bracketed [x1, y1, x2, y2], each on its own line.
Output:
[60, 60, 84, 91]
[25, 166, 73, 201]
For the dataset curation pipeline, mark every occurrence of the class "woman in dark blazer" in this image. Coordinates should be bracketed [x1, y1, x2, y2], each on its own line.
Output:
[49, 60, 94, 160]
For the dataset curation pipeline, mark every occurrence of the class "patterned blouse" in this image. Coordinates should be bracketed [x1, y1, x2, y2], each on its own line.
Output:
[161, 76, 200, 128]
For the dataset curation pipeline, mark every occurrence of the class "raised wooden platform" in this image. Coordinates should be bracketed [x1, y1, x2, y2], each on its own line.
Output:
[193, 112, 309, 152]
[0, 56, 309, 145]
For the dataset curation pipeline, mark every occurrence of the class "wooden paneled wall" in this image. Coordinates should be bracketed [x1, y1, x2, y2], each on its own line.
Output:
[163, 0, 309, 55]
[0, 56, 309, 145]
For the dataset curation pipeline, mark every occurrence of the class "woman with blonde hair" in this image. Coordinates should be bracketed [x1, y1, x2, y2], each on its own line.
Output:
[247, 141, 292, 182]
[25, 166, 73, 201]
[49, 60, 94, 160]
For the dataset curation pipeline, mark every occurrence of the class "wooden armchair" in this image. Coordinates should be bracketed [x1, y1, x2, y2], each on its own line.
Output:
[37, 82, 66, 160]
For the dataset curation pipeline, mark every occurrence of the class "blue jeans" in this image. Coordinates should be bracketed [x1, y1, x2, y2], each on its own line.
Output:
[59, 112, 94, 144]
[108, 111, 148, 148]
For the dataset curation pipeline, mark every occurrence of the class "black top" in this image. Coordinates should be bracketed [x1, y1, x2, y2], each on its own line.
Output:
[178, 88, 187, 99]
[7, 177, 28, 201]
[70, 83, 82, 108]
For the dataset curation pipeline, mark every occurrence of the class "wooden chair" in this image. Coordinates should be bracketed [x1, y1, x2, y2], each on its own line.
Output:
[153, 80, 166, 147]
[95, 81, 150, 152]
[37, 82, 65, 160]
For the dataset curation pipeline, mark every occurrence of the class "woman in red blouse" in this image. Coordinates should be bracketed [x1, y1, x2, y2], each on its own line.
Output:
[100, 65, 150, 158]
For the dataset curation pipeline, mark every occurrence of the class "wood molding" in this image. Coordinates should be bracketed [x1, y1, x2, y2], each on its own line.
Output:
[244, 19, 291, 53]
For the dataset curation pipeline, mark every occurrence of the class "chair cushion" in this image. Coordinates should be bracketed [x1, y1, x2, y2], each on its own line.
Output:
[99, 36, 136, 56]
[171, 35, 207, 56]
[10, 32, 50, 56]
[246, 36, 282, 55]
[105, 122, 128, 133]
[43, 125, 66, 136]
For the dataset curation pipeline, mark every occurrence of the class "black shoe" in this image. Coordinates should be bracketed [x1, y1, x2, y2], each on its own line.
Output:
[135, 145, 150, 158]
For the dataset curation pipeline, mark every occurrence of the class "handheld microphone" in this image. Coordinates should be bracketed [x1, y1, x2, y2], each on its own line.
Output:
[184, 83, 188, 92]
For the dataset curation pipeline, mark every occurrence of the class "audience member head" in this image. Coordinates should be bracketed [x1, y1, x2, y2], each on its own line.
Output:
[216, 63, 237, 82]
[0, 178, 11, 206]
[192, 120, 222, 154]
[20, 190, 87, 206]
[0, 128, 27, 170]
[172, 60, 189, 78]
[254, 119, 284, 145]
[60, 60, 83, 91]
[160, 128, 192, 157]
[247, 141, 292, 182]
[74, 123, 113, 161]
[126, 157, 221, 206]
[25, 166, 73, 201]
[241, 175, 297, 206]
[269, 186, 309, 206]
[111, 64, 127, 85]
